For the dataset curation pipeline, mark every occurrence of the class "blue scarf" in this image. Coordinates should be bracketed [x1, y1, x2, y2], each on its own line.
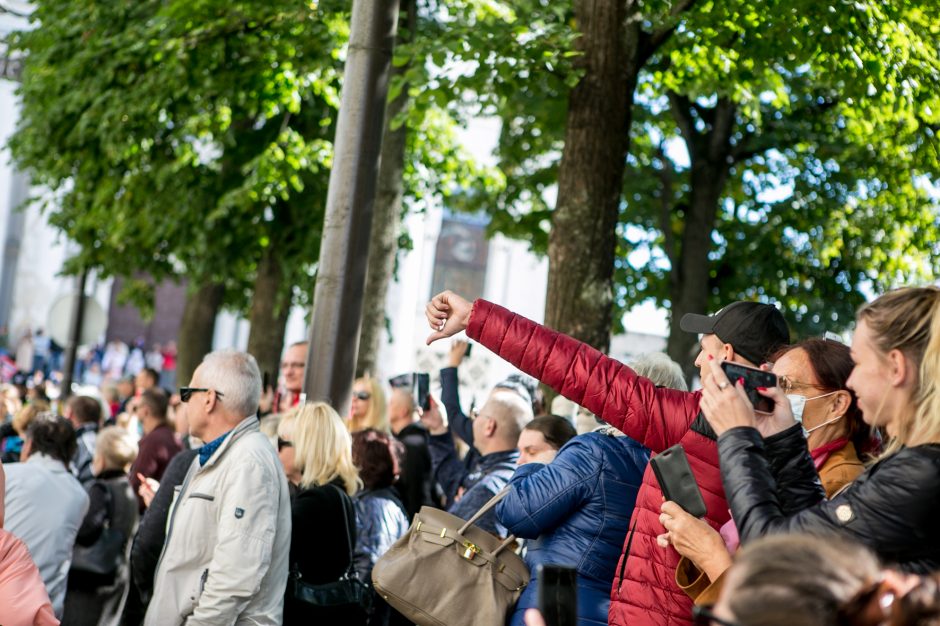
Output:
[199, 430, 232, 466]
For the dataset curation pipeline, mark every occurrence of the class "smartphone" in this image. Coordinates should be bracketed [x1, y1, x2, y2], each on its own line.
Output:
[414, 372, 431, 411]
[649, 444, 708, 518]
[262, 371, 271, 392]
[538, 564, 577, 626]
[464, 342, 472, 357]
[720, 361, 778, 413]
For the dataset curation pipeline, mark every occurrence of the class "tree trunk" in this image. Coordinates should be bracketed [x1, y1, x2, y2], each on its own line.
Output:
[356, 0, 417, 379]
[545, 0, 636, 353]
[664, 96, 737, 382]
[176, 282, 224, 387]
[247, 245, 291, 384]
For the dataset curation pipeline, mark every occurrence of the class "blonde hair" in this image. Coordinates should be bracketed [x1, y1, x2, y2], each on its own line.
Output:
[96, 426, 139, 471]
[857, 286, 940, 454]
[277, 410, 297, 440]
[292, 402, 361, 495]
[12, 401, 50, 435]
[349, 376, 387, 433]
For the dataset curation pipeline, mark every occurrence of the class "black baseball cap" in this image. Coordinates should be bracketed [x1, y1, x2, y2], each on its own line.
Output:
[680, 301, 790, 365]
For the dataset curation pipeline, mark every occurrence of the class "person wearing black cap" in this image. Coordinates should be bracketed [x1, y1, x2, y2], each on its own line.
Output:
[680, 301, 791, 389]
[422, 290, 790, 626]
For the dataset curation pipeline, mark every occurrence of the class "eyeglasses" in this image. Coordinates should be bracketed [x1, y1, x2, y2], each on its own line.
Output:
[277, 437, 292, 451]
[692, 605, 740, 626]
[777, 374, 827, 395]
[352, 391, 371, 401]
[179, 387, 224, 403]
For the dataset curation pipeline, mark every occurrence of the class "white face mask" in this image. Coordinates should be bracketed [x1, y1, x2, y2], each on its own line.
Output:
[786, 391, 842, 437]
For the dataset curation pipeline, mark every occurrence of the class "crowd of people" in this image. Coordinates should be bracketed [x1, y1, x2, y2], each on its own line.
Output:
[0, 330, 177, 399]
[2, 285, 940, 625]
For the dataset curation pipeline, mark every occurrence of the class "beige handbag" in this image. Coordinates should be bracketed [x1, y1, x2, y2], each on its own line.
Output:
[372, 487, 530, 626]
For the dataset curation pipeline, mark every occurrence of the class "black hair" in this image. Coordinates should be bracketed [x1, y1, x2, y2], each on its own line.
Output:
[26, 414, 77, 465]
[523, 415, 577, 450]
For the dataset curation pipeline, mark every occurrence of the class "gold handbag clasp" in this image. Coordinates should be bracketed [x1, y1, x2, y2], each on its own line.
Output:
[461, 541, 481, 561]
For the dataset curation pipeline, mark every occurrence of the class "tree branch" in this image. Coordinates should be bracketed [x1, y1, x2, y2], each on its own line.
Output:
[641, 0, 700, 66]
[708, 97, 736, 162]
[654, 141, 678, 266]
[668, 91, 699, 154]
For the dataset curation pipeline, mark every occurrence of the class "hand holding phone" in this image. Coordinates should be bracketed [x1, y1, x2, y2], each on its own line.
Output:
[719, 361, 777, 413]
[538, 565, 577, 626]
[649, 444, 707, 518]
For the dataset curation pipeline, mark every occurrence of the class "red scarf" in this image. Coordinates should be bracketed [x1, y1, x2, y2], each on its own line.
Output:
[810, 437, 849, 471]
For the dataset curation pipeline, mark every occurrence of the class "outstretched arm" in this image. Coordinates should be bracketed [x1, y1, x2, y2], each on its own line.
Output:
[425, 292, 698, 453]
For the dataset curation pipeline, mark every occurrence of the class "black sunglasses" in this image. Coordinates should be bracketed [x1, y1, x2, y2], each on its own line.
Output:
[179, 387, 224, 403]
[693, 605, 740, 626]
[277, 437, 293, 451]
[352, 391, 371, 401]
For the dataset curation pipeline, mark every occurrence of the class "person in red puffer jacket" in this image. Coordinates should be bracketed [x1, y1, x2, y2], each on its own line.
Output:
[425, 291, 790, 626]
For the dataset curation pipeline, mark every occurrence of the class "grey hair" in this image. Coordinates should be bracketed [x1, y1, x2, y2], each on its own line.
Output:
[629, 352, 688, 391]
[197, 350, 262, 418]
[487, 389, 534, 444]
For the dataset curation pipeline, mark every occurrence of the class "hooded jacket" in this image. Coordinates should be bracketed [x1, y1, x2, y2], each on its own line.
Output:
[467, 299, 728, 625]
[145, 416, 291, 626]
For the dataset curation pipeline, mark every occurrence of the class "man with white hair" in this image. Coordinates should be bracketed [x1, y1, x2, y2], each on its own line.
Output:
[144, 350, 292, 626]
[422, 389, 533, 536]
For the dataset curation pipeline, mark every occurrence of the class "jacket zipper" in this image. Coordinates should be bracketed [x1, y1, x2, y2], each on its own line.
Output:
[616, 520, 638, 599]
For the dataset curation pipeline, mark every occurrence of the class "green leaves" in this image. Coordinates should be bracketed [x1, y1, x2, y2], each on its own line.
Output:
[8, 0, 347, 312]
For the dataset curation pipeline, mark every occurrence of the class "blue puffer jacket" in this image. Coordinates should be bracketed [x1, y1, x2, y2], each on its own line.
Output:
[496, 431, 649, 626]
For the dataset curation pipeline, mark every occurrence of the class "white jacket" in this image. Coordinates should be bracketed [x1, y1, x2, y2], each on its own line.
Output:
[145, 416, 291, 626]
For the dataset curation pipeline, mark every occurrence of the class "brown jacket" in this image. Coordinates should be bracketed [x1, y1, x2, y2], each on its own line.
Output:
[676, 440, 865, 605]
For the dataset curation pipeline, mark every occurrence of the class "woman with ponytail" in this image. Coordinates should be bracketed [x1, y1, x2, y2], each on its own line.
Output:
[687, 286, 940, 576]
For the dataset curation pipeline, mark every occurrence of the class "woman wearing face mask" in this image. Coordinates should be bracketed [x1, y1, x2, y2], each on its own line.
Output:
[659, 338, 873, 606]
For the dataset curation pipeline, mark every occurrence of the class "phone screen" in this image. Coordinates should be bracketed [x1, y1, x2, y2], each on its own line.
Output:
[415, 373, 431, 411]
[538, 565, 577, 626]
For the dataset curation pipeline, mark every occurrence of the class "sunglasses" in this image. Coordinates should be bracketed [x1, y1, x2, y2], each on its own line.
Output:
[692, 605, 740, 626]
[179, 387, 224, 403]
[277, 437, 293, 451]
[352, 391, 371, 401]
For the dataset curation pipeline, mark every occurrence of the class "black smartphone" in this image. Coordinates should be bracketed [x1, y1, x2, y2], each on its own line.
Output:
[464, 342, 472, 357]
[262, 371, 271, 392]
[720, 361, 778, 413]
[538, 564, 577, 626]
[414, 373, 431, 411]
[649, 444, 708, 518]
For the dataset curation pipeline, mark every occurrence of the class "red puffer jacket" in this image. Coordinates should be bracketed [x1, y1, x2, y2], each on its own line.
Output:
[467, 300, 731, 626]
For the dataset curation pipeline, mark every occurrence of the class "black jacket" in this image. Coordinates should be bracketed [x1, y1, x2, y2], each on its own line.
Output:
[284, 479, 366, 626]
[719, 424, 940, 573]
[392, 422, 437, 519]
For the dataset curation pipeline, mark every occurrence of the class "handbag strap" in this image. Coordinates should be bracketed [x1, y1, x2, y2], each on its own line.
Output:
[456, 485, 517, 554]
[458, 485, 512, 533]
[328, 483, 358, 579]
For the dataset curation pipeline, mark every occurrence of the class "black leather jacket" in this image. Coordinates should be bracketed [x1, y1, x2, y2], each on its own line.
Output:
[719, 424, 940, 573]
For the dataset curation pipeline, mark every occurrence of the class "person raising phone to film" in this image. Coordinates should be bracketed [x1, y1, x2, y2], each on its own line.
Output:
[698, 286, 940, 575]
[425, 291, 789, 626]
